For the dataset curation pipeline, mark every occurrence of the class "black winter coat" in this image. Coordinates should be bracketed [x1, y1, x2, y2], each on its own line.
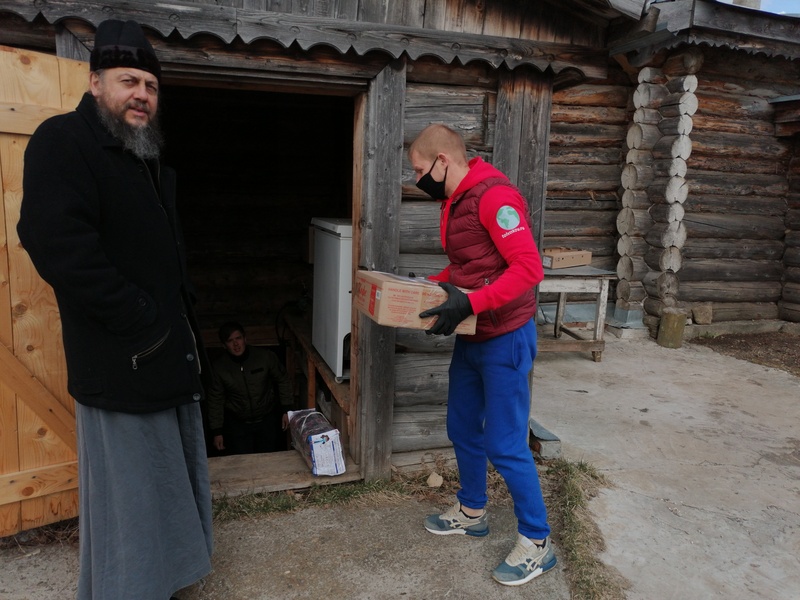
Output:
[17, 93, 205, 413]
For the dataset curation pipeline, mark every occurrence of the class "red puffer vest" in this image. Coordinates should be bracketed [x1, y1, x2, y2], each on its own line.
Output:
[445, 176, 537, 341]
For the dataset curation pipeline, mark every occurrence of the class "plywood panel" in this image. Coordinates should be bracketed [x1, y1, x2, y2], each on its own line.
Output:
[58, 56, 89, 109]
[0, 46, 62, 108]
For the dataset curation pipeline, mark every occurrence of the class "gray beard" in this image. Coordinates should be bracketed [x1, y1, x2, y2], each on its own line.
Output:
[96, 100, 164, 161]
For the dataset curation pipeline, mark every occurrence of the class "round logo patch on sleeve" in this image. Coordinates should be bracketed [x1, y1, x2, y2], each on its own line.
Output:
[496, 206, 521, 230]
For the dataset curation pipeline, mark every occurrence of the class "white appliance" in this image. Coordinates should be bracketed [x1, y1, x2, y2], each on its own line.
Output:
[311, 217, 352, 381]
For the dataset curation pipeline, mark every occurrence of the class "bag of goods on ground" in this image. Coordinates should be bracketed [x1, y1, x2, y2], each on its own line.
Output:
[288, 409, 346, 476]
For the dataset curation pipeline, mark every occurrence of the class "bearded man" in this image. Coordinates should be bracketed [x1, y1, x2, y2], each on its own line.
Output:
[17, 20, 212, 600]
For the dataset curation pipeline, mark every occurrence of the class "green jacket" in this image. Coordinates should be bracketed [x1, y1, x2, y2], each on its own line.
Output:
[207, 346, 293, 435]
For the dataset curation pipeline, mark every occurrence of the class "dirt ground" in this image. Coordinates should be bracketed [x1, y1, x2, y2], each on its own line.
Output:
[688, 331, 800, 378]
[2, 327, 799, 599]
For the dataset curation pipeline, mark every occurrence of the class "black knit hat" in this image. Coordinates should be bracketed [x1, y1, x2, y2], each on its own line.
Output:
[90, 20, 161, 80]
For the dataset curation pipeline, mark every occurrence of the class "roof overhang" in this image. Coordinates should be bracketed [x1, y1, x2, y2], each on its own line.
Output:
[0, 0, 609, 79]
[610, 0, 800, 67]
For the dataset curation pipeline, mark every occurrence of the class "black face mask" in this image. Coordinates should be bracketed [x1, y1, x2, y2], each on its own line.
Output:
[416, 159, 448, 200]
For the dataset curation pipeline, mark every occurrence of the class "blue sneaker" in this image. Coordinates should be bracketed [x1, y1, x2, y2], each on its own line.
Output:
[492, 534, 557, 586]
[424, 501, 489, 537]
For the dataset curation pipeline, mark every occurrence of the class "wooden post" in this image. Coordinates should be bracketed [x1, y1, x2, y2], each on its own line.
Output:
[355, 58, 406, 481]
[657, 308, 687, 348]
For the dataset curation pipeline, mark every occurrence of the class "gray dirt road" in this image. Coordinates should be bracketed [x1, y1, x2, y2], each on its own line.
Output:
[2, 333, 799, 599]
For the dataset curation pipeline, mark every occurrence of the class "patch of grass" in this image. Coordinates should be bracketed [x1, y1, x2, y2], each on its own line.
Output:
[544, 458, 629, 600]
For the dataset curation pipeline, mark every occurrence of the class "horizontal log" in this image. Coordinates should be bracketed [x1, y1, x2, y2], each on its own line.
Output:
[691, 114, 775, 137]
[621, 163, 654, 190]
[548, 147, 622, 165]
[643, 271, 679, 299]
[546, 193, 619, 210]
[694, 90, 773, 120]
[543, 237, 616, 256]
[786, 231, 800, 248]
[547, 164, 622, 191]
[646, 221, 687, 249]
[681, 238, 785, 260]
[785, 247, 800, 268]
[665, 74, 698, 94]
[678, 281, 782, 303]
[392, 407, 449, 453]
[649, 202, 685, 224]
[690, 131, 791, 160]
[551, 84, 631, 108]
[677, 258, 784, 282]
[643, 296, 677, 317]
[617, 255, 649, 281]
[709, 302, 779, 322]
[626, 123, 661, 150]
[645, 246, 682, 272]
[543, 210, 617, 237]
[681, 213, 785, 240]
[550, 104, 628, 125]
[662, 48, 704, 76]
[621, 189, 650, 209]
[616, 279, 647, 302]
[626, 149, 654, 166]
[787, 209, 800, 230]
[778, 301, 800, 323]
[659, 92, 698, 117]
[616, 207, 653, 237]
[785, 268, 800, 285]
[617, 234, 649, 257]
[652, 158, 687, 178]
[687, 153, 791, 176]
[783, 282, 800, 305]
[549, 122, 628, 147]
[634, 107, 661, 125]
[686, 170, 788, 198]
[638, 67, 666, 85]
[633, 83, 669, 109]
[658, 114, 693, 136]
[652, 135, 692, 160]
[649, 176, 689, 204]
[682, 194, 787, 216]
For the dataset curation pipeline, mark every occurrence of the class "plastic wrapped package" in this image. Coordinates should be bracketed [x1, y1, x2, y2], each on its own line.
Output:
[288, 409, 346, 476]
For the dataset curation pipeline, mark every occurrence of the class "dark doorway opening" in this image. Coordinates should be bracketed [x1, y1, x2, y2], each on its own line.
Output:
[159, 85, 355, 459]
[160, 86, 354, 349]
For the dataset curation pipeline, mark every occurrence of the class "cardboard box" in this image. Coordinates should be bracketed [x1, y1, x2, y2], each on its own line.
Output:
[353, 270, 477, 335]
[288, 409, 346, 476]
[542, 248, 592, 269]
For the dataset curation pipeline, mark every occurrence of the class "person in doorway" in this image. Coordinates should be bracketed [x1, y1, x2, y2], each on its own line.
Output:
[207, 321, 294, 454]
[408, 123, 554, 586]
[17, 19, 212, 600]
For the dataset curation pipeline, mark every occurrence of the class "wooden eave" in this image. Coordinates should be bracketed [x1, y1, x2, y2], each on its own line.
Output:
[0, 0, 608, 79]
[611, 0, 800, 66]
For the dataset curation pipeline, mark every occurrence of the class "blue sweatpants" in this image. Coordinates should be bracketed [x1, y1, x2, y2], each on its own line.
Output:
[447, 319, 550, 539]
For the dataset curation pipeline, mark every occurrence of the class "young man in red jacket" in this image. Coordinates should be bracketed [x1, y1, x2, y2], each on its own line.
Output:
[409, 123, 555, 587]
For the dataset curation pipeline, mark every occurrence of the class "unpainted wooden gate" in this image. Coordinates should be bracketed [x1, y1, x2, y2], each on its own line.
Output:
[0, 46, 87, 536]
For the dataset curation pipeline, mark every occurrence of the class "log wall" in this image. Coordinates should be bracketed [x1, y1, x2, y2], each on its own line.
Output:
[627, 45, 798, 327]
[782, 145, 800, 322]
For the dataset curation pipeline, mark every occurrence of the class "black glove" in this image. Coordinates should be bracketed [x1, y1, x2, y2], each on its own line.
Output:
[419, 282, 473, 336]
